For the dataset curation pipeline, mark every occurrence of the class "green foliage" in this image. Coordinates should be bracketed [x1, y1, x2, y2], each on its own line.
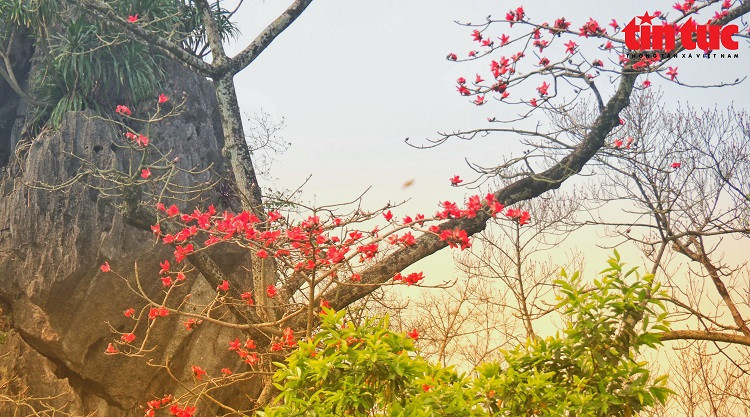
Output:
[262, 254, 673, 417]
[0, 0, 238, 131]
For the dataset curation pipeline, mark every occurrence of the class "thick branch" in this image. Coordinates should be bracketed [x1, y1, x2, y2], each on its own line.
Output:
[328, 71, 638, 310]
[660, 330, 750, 348]
[225, 0, 314, 75]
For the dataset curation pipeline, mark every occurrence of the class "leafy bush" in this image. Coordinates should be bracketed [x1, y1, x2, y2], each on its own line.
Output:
[0, 0, 238, 131]
[262, 254, 673, 417]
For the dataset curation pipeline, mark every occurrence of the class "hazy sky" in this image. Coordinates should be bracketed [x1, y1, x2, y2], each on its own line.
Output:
[221, 1, 750, 278]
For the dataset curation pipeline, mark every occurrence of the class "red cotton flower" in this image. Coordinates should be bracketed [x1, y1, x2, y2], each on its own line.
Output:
[537, 81, 550, 97]
[671, 161, 681, 169]
[140, 168, 151, 179]
[159, 259, 170, 274]
[529, 97, 538, 107]
[115, 105, 132, 116]
[564, 40, 577, 54]
[666, 66, 678, 81]
[121, 333, 136, 343]
[422, 384, 431, 392]
[473, 95, 486, 106]
[100, 262, 111, 272]
[407, 328, 419, 340]
[447, 53, 458, 61]
[450, 175, 463, 186]
[191, 365, 207, 380]
[643, 79, 651, 88]
[229, 337, 242, 351]
[266, 285, 277, 298]
[613, 138, 623, 148]
[158, 94, 169, 104]
[221, 368, 233, 376]
[241, 291, 254, 305]
[217, 280, 229, 292]
[127, 14, 138, 23]
[105, 343, 118, 354]
[135, 134, 149, 147]
[124, 308, 135, 318]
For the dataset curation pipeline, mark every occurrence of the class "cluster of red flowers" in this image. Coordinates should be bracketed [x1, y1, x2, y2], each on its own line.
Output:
[673, 0, 696, 14]
[578, 18, 606, 37]
[228, 336, 260, 366]
[144, 394, 176, 417]
[393, 272, 425, 286]
[505, 6, 525, 24]
[505, 208, 531, 226]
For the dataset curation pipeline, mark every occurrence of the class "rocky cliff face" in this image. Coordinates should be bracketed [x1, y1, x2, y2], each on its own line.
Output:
[0, 61, 256, 415]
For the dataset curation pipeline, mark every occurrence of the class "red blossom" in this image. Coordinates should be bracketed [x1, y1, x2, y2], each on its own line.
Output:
[439, 229, 471, 250]
[229, 337, 242, 351]
[121, 333, 136, 343]
[564, 40, 577, 54]
[217, 280, 229, 292]
[105, 343, 118, 354]
[393, 271, 425, 286]
[161, 277, 173, 287]
[159, 259, 170, 274]
[140, 168, 151, 179]
[266, 285, 277, 298]
[537, 81, 550, 97]
[241, 291, 254, 305]
[127, 14, 138, 23]
[447, 53, 458, 61]
[115, 105, 132, 116]
[473, 95, 486, 106]
[450, 175, 463, 186]
[553, 17, 571, 32]
[100, 262, 111, 272]
[666, 66, 678, 81]
[135, 134, 149, 147]
[124, 308, 135, 318]
[158, 93, 169, 104]
[613, 138, 623, 148]
[174, 244, 194, 263]
[191, 365, 207, 380]
[407, 328, 419, 340]
[671, 162, 682, 169]
[351, 273, 362, 282]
